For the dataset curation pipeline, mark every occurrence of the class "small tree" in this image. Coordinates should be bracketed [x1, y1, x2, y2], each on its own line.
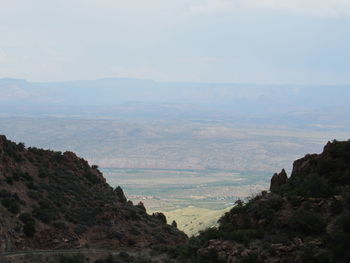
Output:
[171, 220, 178, 228]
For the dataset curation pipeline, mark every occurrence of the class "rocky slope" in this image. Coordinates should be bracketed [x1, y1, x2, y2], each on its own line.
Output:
[0, 135, 187, 252]
[162, 139, 350, 263]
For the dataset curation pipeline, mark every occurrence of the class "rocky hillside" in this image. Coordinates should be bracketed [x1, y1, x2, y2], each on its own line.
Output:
[160, 140, 350, 263]
[0, 135, 187, 252]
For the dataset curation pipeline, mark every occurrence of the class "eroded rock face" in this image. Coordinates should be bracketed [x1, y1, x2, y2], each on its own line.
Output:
[270, 169, 288, 192]
[0, 135, 187, 252]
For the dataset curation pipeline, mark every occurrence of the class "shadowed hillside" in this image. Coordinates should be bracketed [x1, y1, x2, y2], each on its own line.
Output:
[158, 140, 350, 263]
[0, 135, 187, 252]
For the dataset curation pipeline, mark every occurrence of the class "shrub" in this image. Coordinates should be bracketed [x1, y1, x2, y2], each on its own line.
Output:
[52, 151, 63, 162]
[1, 198, 20, 214]
[59, 254, 85, 263]
[295, 174, 333, 198]
[10, 170, 33, 182]
[266, 195, 284, 211]
[19, 213, 36, 237]
[5, 176, 13, 185]
[330, 199, 343, 215]
[38, 167, 50, 178]
[74, 224, 87, 235]
[53, 221, 68, 230]
[33, 206, 57, 223]
[94, 255, 115, 263]
[0, 191, 21, 214]
[335, 215, 350, 233]
[224, 229, 263, 245]
[27, 190, 42, 200]
[197, 248, 222, 263]
[241, 253, 262, 263]
[196, 227, 220, 244]
[287, 195, 303, 207]
[288, 209, 326, 235]
[298, 246, 330, 263]
[171, 220, 177, 228]
[4, 140, 23, 162]
[329, 233, 350, 263]
[84, 171, 100, 184]
[152, 212, 167, 224]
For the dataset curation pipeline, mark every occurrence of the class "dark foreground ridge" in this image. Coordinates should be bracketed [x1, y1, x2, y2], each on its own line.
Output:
[157, 139, 350, 263]
[0, 135, 187, 252]
[2, 136, 350, 263]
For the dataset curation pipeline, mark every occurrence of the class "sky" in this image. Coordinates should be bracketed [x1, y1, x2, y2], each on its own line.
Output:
[0, 0, 350, 84]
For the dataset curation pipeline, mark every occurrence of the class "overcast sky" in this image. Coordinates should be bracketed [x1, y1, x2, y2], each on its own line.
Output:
[1, 0, 350, 84]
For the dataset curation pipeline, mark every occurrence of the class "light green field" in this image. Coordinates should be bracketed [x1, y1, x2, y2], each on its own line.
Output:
[103, 168, 269, 210]
[155, 206, 232, 236]
[103, 168, 267, 235]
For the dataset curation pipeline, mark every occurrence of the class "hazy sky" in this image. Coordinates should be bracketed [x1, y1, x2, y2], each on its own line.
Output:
[1, 0, 350, 84]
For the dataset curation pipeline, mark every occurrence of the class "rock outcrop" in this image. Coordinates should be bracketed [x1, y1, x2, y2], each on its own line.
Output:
[270, 168, 288, 191]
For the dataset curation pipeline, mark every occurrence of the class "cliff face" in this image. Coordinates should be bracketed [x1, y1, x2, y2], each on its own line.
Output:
[0, 135, 187, 252]
[167, 140, 350, 263]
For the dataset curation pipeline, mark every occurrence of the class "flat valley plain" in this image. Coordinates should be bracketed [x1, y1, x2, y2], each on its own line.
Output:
[102, 168, 269, 235]
[102, 168, 269, 211]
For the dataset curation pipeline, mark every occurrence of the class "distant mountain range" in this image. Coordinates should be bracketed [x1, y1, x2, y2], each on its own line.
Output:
[1, 78, 350, 133]
[1, 77, 349, 114]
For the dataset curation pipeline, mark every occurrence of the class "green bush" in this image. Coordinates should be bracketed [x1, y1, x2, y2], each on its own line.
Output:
[94, 255, 115, 263]
[288, 209, 326, 235]
[224, 229, 263, 245]
[38, 167, 50, 178]
[5, 176, 13, 185]
[4, 140, 23, 162]
[335, 215, 350, 233]
[33, 206, 57, 223]
[294, 174, 333, 198]
[1, 197, 20, 214]
[19, 213, 36, 237]
[298, 246, 330, 263]
[329, 233, 350, 263]
[330, 199, 343, 215]
[241, 253, 262, 263]
[195, 227, 220, 247]
[84, 171, 100, 184]
[266, 195, 284, 211]
[197, 248, 222, 263]
[0, 190, 21, 214]
[27, 190, 42, 200]
[59, 254, 85, 263]
[53, 221, 68, 230]
[9, 171, 34, 183]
